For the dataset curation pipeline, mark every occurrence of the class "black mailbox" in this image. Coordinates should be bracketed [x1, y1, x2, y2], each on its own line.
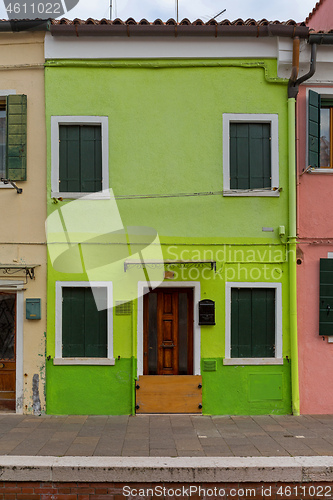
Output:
[199, 299, 215, 325]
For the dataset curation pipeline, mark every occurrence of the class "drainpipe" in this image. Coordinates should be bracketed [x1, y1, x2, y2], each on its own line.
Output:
[288, 40, 317, 415]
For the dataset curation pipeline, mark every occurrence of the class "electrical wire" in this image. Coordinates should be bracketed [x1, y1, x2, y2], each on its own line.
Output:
[113, 188, 274, 200]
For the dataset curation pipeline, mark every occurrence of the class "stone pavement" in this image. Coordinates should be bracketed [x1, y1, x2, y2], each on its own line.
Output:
[1, 413, 333, 457]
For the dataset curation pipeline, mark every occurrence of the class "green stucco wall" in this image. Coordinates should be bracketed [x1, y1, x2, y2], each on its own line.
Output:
[202, 360, 292, 415]
[45, 58, 293, 415]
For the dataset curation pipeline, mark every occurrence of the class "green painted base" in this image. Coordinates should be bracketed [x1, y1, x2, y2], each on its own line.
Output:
[202, 359, 292, 415]
[46, 357, 291, 415]
[46, 358, 133, 415]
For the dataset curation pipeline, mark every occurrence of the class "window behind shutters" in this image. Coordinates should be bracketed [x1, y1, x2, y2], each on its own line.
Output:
[59, 125, 102, 193]
[231, 288, 275, 357]
[308, 89, 320, 168]
[6, 94, 27, 181]
[230, 123, 271, 189]
[62, 287, 107, 357]
[319, 259, 333, 336]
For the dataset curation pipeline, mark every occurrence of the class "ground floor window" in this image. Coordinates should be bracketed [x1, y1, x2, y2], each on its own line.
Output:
[54, 281, 114, 365]
[224, 282, 282, 365]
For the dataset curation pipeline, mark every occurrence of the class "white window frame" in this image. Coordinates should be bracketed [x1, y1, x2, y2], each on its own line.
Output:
[54, 281, 114, 365]
[224, 282, 283, 365]
[51, 116, 109, 199]
[0, 90, 16, 189]
[223, 113, 279, 196]
[306, 87, 333, 174]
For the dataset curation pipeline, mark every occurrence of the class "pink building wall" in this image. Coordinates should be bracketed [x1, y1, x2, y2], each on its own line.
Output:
[297, 85, 333, 414]
[307, 0, 333, 31]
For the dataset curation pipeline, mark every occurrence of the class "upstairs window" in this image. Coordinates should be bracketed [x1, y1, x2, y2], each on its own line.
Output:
[223, 114, 279, 196]
[230, 123, 271, 189]
[0, 101, 6, 180]
[0, 94, 27, 183]
[51, 116, 109, 199]
[308, 90, 333, 169]
[59, 124, 102, 193]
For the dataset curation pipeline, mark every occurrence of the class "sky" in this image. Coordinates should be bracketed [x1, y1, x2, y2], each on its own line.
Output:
[0, 0, 318, 23]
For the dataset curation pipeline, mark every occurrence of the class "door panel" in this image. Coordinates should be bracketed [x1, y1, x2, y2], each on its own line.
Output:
[158, 291, 178, 375]
[0, 294, 16, 412]
[136, 375, 202, 414]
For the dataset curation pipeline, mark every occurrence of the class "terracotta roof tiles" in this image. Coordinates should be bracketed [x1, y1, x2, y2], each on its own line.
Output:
[306, 0, 325, 23]
[50, 17, 305, 27]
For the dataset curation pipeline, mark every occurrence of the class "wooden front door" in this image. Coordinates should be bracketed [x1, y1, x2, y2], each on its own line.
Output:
[143, 288, 193, 376]
[0, 293, 16, 412]
[138, 288, 202, 413]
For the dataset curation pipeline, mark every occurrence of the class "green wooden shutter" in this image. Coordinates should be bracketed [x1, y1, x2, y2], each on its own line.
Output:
[249, 124, 271, 189]
[80, 126, 102, 193]
[59, 125, 81, 192]
[319, 259, 333, 336]
[6, 94, 27, 181]
[230, 123, 271, 189]
[84, 287, 107, 357]
[251, 289, 275, 357]
[308, 89, 320, 168]
[62, 287, 86, 357]
[231, 288, 275, 358]
[62, 287, 107, 357]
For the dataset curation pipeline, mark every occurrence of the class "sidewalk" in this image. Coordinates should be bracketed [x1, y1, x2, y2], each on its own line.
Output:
[1, 413, 333, 457]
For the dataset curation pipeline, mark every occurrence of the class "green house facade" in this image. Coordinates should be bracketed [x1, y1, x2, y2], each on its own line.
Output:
[45, 19, 308, 415]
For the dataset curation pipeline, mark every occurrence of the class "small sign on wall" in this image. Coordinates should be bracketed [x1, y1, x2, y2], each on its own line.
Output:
[26, 298, 41, 320]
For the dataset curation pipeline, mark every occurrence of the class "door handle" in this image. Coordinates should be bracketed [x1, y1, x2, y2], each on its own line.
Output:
[0, 363, 4, 368]
[160, 344, 175, 348]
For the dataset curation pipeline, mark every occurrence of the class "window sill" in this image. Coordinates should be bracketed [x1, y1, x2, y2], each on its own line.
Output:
[223, 358, 284, 365]
[307, 168, 333, 174]
[223, 190, 280, 197]
[51, 191, 110, 200]
[53, 357, 115, 366]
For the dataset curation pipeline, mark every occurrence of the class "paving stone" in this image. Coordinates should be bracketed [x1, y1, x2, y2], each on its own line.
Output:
[149, 441, 176, 449]
[175, 439, 203, 451]
[149, 448, 178, 456]
[203, 447, 233, 457]
[229, 445, 263, 457]
[177, 450, 206, 457]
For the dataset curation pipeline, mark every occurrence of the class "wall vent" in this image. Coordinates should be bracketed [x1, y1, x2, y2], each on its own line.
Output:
[203, 360, 217, 372]
[115, 301, 132, 316]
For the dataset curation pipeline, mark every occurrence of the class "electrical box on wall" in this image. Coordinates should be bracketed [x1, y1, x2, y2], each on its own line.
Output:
[26, 298, 41, 320]
[199, 299, 215, 325]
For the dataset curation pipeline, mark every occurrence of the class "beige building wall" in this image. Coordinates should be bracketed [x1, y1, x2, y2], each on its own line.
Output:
[0, 31, 46, 413]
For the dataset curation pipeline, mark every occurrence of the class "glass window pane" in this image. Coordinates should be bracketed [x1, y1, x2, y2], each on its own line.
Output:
[0, 295, 15, 360]
[178, 292, 188, 375]
[320, 108, 330, 167]
[148, 293, 158, 374]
